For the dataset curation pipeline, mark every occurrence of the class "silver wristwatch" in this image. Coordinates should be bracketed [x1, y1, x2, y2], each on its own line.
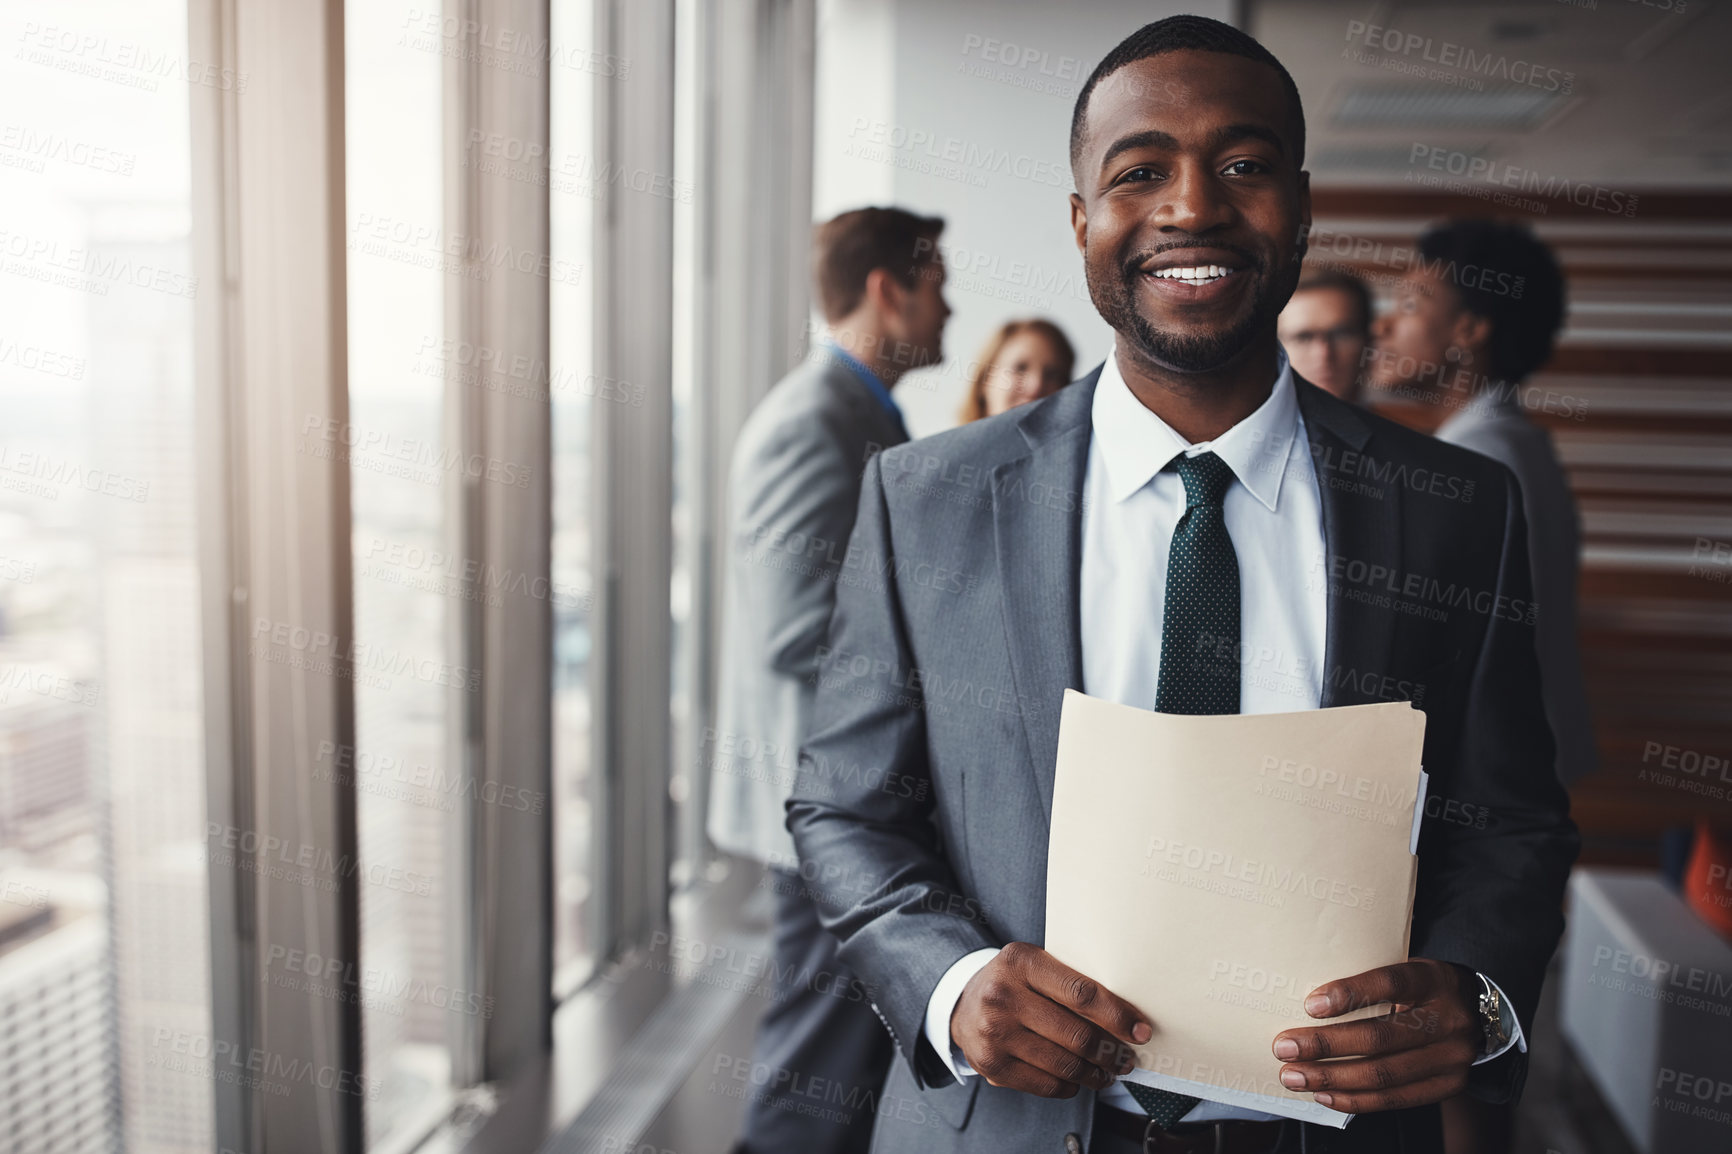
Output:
[1473, 972, 1512, 1056]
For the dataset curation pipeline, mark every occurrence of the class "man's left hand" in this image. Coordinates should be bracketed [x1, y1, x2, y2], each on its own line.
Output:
[1270, 959, 1480, 1114]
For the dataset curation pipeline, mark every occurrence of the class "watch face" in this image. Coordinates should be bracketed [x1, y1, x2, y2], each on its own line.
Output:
[1478, 977, 1509, 1050]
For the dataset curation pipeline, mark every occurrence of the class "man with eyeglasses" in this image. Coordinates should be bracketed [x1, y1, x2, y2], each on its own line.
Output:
[1276, 269, 1372, 403]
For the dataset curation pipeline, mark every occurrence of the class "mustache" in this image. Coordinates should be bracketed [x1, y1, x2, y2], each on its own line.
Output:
[1124, 241, 1262, 276]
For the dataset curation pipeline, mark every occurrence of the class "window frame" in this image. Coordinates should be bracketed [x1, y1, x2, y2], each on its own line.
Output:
[189, 1, 366, 1150]
[187, 0, 815, 1147]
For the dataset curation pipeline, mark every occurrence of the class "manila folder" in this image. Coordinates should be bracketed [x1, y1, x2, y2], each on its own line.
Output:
[1044, 690, 1427, 1128]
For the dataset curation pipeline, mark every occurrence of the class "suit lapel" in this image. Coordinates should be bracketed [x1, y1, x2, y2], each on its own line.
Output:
[1296, 378, 1405, 707]
[993, 369, 1098, 818]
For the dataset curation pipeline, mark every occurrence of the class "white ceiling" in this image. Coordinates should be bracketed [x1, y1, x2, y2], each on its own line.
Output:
[1249, 0, 1732, 187]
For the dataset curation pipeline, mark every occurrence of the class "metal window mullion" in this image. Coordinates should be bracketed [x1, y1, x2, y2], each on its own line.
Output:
[443, 0, 486, 1093]
[687, 0, 817, 875]
[594, 0, 677, 957]
[443, 0, 556, 1086]
[705, 0, 819, 511]
[189, 0, 251, 1147]
[670, 0, 713, 890]
[189, 2, 363, 1152]
[775, 1, 817, 372]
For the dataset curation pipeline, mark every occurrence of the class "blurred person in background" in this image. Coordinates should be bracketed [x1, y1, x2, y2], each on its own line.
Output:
[956, 318, 1077, 423]
[709, 205, 950, 1154]
[1277, 268, 1372, 402]
[1367, 219, 1591, 1154]
[1366, 218, 1592, 787]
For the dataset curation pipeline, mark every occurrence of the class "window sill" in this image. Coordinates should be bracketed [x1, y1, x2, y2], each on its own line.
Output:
[432, 855, 770, 1154]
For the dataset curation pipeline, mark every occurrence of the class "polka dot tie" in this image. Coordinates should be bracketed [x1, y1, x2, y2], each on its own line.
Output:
[1135, 451, 1240, 1126]
[1155, 451, 1241, 718]
[1123, 1079, 1201, 1131]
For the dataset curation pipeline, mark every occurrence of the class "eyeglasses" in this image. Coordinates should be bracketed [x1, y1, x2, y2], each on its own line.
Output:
[1280, 326, 1366, 347]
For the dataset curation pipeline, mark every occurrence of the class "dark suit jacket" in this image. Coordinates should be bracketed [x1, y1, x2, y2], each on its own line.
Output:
[786, 368, 1579, 1154]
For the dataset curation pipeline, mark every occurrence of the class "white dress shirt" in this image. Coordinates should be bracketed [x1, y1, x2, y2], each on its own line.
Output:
[921, 347, 1524, 1122]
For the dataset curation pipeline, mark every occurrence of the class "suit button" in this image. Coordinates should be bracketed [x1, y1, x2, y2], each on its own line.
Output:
[1064, 1134, 1082, 1154]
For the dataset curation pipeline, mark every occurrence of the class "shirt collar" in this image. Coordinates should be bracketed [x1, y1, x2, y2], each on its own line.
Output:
[1090, 346, 1300, 511]
[821, 338, 904, 426]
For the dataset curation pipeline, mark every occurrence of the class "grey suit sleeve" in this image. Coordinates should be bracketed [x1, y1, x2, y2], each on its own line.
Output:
[1410, 466, 1580, 1104]
[733, 413, 869, 678]
[785, 452, 999, 1088]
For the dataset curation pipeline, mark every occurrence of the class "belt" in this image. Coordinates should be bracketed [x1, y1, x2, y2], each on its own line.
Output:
[1091, 1101, 1288, 1154]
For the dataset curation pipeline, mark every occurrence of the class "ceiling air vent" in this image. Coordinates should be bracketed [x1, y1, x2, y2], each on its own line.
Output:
[1310, 143, 1490, 173]
[1331, 83, 1568, 131]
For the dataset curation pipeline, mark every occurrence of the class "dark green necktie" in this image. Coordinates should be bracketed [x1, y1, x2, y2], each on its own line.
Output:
[1127, 451, 1241, 1127]
[1156, 451, 1241, 717]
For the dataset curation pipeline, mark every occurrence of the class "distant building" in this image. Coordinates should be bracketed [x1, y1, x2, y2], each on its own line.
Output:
[0, 696, 87, 844]
[0, 885, 120, 1154]
[84, 208, 214, 1154]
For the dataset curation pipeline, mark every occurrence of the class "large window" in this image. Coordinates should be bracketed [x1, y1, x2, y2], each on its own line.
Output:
[1, 1, 718, 1148]
[0, 2, 210, 1152]
[550, 0, 601, 994]
[345, 1, 455, 1147]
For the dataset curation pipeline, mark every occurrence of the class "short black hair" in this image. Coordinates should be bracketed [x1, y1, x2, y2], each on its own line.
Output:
[1418, 219, 1566, 383]
[1070, 15, 1306, 177]
[1294, 268, 1373, 335]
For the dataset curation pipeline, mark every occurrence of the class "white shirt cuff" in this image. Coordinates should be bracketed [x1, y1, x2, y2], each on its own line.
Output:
[922, 947, 1000, 1079]
[1470, 974, 1527, 1065]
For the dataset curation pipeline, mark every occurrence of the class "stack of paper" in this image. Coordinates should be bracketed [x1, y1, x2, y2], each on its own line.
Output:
[1045, 690, 1428, 1128]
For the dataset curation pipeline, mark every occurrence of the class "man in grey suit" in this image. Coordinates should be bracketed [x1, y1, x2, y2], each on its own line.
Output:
[710, 206, 951, 1154]
[787, 17, 1576, 1154]
[1368, 218, 1596, 789]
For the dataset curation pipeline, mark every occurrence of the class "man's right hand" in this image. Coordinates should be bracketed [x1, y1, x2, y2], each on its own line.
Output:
[949, 941, 1152, 1098]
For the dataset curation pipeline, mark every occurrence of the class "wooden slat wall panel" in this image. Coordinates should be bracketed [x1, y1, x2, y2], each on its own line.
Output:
[1310, 190, 1732, 867]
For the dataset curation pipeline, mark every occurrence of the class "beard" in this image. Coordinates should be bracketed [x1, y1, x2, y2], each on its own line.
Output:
[1087, 243, 1291, 374]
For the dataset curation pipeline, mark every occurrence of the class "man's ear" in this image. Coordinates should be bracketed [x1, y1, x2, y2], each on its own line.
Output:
[862, 267, 897, 317]
[1069, 192, 1088, 257]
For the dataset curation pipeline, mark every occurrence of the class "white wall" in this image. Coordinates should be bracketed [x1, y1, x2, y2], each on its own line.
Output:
[814, 0, 1235, 435]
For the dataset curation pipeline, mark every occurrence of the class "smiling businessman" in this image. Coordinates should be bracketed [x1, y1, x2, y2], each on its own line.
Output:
[786, 16, 1577, 1154]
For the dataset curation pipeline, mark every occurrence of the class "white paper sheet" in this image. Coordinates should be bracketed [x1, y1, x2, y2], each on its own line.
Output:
[1044, 691, 1427, 1128]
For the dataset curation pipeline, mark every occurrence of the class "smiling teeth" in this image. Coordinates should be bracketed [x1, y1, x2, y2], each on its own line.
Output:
[1152, 264, 1233, 282]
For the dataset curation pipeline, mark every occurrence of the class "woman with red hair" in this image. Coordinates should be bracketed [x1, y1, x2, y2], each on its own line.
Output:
[955, 318, 1076, 424]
